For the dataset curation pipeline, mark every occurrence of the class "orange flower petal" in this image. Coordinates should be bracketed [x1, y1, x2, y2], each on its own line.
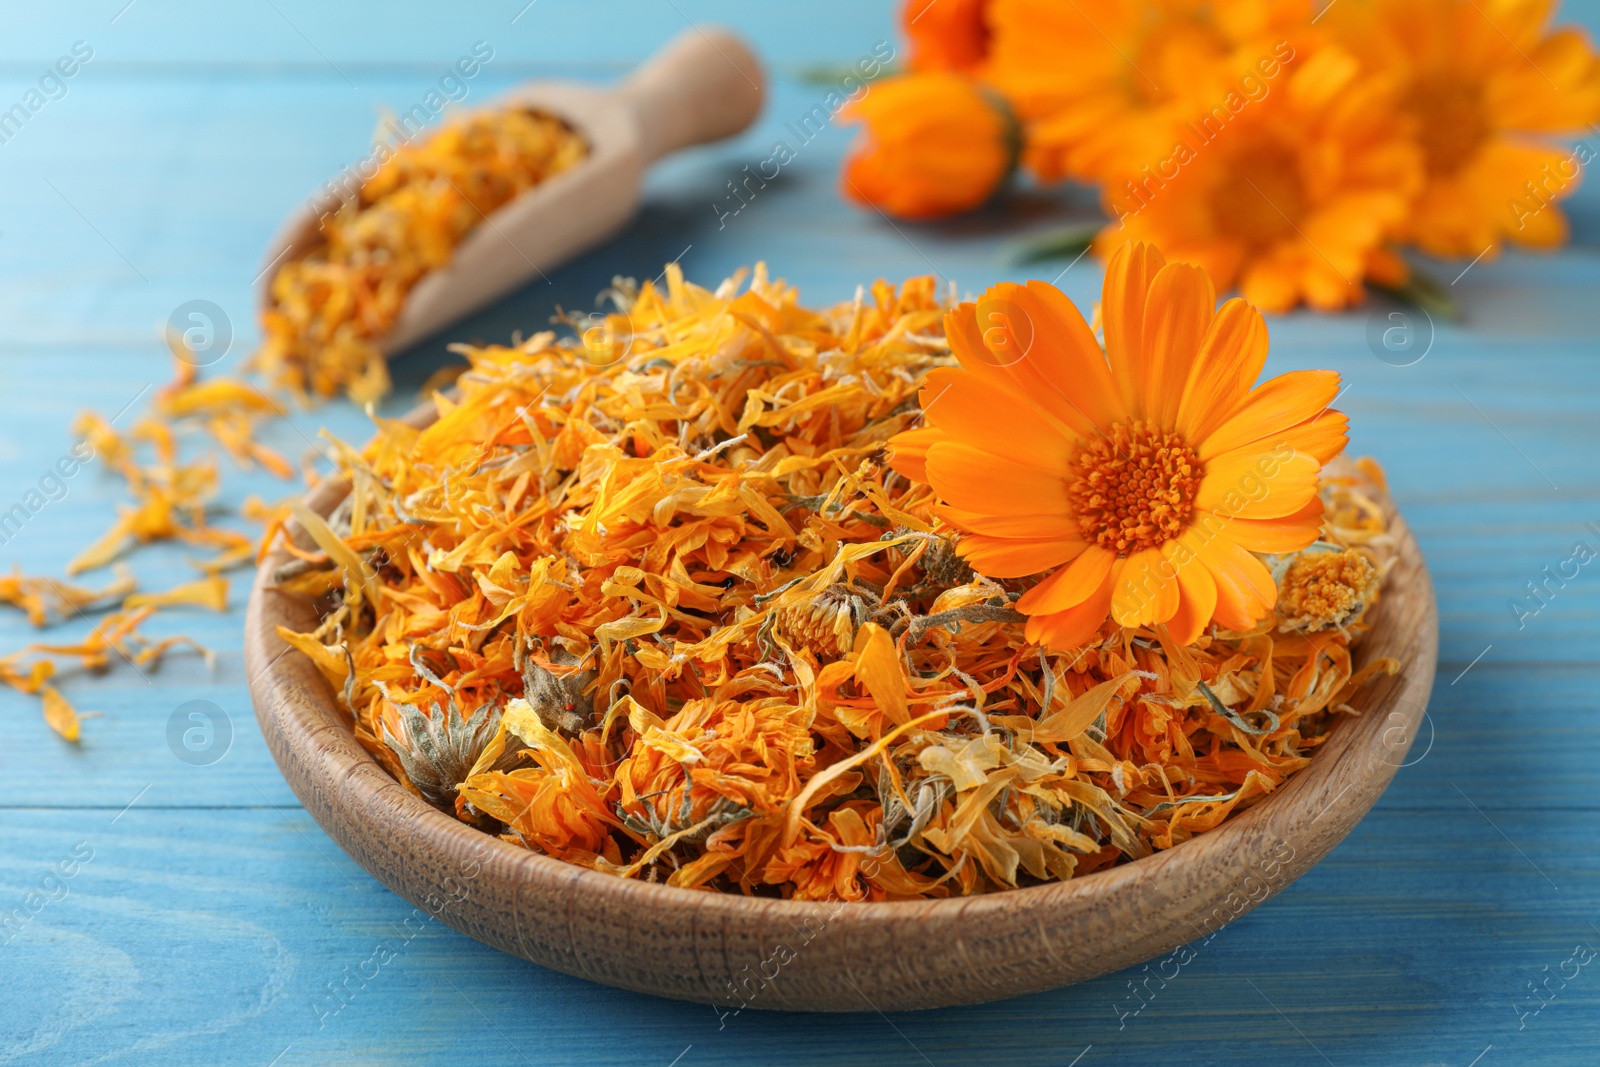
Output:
[958, 534, 1086, 579]
[1164, 537, 1218, 646]
[1017, 280, 1127, 430]
[1111, 547, 1180, 628]
[1102, 242, 1167, 418]
[936, 505, 1081, 539]
[1199, 369, 1342, 460]
[1216, 498, 1325, 555]
[1024, 562, 1118, 650]
[840, 72, 1011, 220]
[1140, 261, 1216, 426]
[945, 286, 1119, 438]
[1194, 535, 1276, 631]
[1273, 410, 1349, 464]
[1238, 261, 1300, 314]
[1016, 544, 1115, 614]
[924, 441, 1071, 517]
[1175, 298, 1269, 444]
[903, 0, 990, 73]
[887, 426, 943, 483]
[921, 366, 1073, 471]
[1195, 447, 1321, 520]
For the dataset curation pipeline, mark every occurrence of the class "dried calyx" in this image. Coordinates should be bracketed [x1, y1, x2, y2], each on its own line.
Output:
[520, 646, 597, 735]
[382, 698, 502, 808]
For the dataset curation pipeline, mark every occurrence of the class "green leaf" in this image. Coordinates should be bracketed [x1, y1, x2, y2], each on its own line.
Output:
[1007, 222, 1103, 266]
[793, 63, 899, 86]
[1371, 264, 1461, 321]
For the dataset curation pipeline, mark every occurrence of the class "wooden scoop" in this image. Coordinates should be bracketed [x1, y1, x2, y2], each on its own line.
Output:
[256, 27, 764, 354]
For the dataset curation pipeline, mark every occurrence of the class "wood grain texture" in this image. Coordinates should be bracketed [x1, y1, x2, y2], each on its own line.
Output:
[245, 431, 1439, 1011]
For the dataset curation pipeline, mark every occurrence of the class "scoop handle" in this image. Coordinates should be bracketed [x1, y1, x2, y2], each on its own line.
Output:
[617, 27, 765, 163]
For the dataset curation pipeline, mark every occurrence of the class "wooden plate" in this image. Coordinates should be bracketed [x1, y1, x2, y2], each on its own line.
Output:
[245, 413, 1438, 1012]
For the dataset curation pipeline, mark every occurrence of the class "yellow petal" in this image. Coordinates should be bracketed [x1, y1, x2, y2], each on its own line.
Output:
[42, 686, 81, 743]
[1199, 370, 1341, 461]
[922, 366, 1074, 471]
[958, 534, 1086, 579]
[1176, 298, 1269, 444]
[925, 441, 1072, 517]
[1025, 670, 1140, 744]
[124, 575, 229, 613]
[853, 622, 909, 727]
[274, 625, 351, 693]
[1196, 447, 1321, 521]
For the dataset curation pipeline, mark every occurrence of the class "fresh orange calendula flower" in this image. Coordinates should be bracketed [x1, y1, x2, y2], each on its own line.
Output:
[1326, 0, 1600, 258]
[889, 242, 1347, 650]
[1095, 46, 1423, 311]
[903, 0, 992, 73]
[840, 72, 1014, 220]
[984, 0, 1314, 182]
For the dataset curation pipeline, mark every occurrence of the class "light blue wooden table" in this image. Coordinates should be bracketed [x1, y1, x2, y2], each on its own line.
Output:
[2, 2, 1598, 1063]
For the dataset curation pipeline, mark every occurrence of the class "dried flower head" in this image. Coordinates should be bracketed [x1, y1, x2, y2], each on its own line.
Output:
[521, 653, 597, 736]
[772, 583, 868, 658]
[382, 699, 502, 808]
[1277, 547, 1380, 632]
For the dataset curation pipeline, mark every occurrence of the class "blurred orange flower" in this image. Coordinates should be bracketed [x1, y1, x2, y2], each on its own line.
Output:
[841, 72, 1015, 219]
[985, 0, 1314, 181]
[1327, 0, 1600, 258]
[1095, 47, 1423, 311]
[903, 0, 992, 73]
[889, 242, 1345, 650]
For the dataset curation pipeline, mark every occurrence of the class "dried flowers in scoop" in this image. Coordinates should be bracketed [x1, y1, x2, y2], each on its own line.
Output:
[255, 107, 588, 404]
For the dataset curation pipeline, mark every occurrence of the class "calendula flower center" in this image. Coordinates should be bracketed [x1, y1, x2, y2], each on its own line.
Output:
[1210, 143, 1305, 247]
[1067, 420, 1204, 554]
[1406, 75, 1488, 177]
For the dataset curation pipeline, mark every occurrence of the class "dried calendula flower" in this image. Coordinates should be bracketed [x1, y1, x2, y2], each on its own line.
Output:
[254, 107, 588, 403]
[2, 313, 284, 744]
[66, 361, 257, 580]
[771, 584, 867, 658]
[273, 261, 1403, 901]
[915, 533, 974, 591]
[521, 652, 597, 736]
[383, 699, 503, 808]
[1277, 548, 1381, 633]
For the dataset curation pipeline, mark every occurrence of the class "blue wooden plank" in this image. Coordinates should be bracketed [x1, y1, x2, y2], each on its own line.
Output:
[2, 805, 1597, 1066]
